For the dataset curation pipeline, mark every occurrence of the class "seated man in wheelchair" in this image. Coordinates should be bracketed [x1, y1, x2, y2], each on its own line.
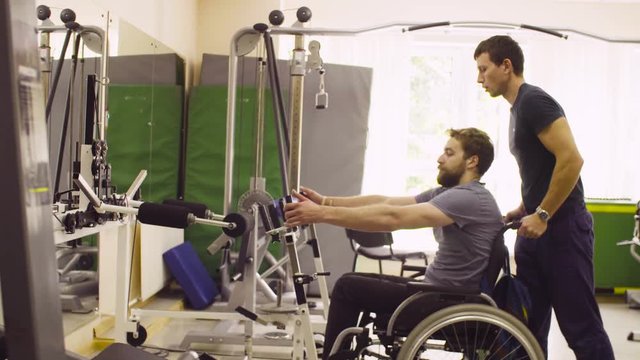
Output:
[285, 127, 513, 359]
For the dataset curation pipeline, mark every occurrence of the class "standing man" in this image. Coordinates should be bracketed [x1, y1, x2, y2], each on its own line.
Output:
[474, 35, 614, 359]
[284, 128, 504, 359]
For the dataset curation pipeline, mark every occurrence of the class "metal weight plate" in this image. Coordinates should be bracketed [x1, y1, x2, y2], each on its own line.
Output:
[237, 189, 274, 213]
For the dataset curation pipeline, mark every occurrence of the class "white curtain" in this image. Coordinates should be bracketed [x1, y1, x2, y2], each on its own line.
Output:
[526, 35, 640, 201]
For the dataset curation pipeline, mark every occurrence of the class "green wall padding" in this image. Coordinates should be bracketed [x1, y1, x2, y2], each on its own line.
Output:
[106, 85, 183, 203]
[184, 85, 284, 278]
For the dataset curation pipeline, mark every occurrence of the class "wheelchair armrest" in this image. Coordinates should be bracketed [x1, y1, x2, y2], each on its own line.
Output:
[402, 264, 427, 272]
[406, 281, 481, 296]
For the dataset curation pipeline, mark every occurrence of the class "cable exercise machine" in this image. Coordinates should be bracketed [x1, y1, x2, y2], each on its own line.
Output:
[71, 173, 255, 347]
[36, 4, 115, 314]
[87, 7, 338, 358]
[37, 4, 110, 213]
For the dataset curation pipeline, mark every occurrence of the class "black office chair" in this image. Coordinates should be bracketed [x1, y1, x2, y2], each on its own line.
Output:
[345, 228, 428, 276]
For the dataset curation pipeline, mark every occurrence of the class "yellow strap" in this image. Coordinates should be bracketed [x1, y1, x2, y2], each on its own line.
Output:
[29, 187, 49, 193]
[586, 203, 636, 214]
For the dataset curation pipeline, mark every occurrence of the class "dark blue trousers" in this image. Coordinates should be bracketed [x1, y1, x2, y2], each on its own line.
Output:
[515, 202, 614, 360]
[322, 273, 415, 360]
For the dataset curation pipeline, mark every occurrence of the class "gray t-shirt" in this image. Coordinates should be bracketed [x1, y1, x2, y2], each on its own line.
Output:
[415, 181, 503, 288]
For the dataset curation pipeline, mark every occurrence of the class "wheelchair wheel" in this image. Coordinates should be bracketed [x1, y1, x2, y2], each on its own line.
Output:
[396, 303, 544, 360]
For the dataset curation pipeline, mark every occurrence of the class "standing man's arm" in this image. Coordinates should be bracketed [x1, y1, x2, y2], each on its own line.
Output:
[538, 117, 584, 215]
[519, 117, 583, 238]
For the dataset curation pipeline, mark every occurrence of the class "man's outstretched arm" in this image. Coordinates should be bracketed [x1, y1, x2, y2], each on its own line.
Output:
[298, 186, 417, 208]
[284, 190, 453, 232]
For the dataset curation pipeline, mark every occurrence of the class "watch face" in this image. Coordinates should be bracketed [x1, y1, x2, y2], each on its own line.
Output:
[537, 209, 550, 221]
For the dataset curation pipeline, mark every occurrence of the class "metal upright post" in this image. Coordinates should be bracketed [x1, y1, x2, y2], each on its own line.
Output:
[287, 33, 306, 191]
[284, 233, 318, 360]
[39, 31, 52, 104]
[0, 0, 76, 358]
[96, 12, 109, 143]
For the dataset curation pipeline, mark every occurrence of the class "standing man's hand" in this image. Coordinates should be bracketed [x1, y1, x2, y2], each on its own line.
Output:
[504, 203, 526, 223]
[284, 190, 324, 227]
[518, 213, 548, 239]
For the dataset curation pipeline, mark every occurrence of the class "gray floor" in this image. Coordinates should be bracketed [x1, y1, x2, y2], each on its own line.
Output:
[548, 296, 639, 360]
[115, 294, 640, 360]
[56, 255, 640, 359]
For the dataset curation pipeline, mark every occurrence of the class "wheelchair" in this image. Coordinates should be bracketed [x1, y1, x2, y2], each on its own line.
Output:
[327, 223, 545, 360]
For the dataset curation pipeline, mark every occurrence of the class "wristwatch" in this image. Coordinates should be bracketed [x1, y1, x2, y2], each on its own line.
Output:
[535, 206, 550, 222]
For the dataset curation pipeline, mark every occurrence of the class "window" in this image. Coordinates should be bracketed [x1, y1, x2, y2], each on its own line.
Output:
[393, 41, 519, 251]
[407, 42, 520, 202]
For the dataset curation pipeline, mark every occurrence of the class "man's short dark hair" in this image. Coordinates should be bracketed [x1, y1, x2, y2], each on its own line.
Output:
[474, 35, 524, 76]
[448, 127, 494, 176]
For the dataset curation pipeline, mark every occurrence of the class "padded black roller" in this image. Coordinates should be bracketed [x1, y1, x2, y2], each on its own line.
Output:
[223, 212, 254, 238]
[138, 202, 191, 229]
[163, 199, 208, 219]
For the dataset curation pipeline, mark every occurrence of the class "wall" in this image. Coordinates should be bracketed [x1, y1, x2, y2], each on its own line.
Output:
[195, 0, 280, 82]
[91, 0, 197, 88]
[91, 0, 198, 66]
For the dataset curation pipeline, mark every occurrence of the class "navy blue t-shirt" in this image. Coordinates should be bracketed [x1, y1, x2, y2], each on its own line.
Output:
[509, 83, 584, 213]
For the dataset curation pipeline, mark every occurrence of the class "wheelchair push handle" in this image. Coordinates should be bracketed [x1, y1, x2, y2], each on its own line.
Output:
[504, 220, 522, 231]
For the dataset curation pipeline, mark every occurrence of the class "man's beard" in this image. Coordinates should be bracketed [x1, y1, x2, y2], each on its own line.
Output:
[437, 167, 464, 188]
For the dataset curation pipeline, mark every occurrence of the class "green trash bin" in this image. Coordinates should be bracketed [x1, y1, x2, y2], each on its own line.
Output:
[588, 200, 640, 293]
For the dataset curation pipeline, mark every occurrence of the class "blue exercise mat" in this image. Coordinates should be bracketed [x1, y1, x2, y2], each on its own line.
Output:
[163, 242, 219, 309]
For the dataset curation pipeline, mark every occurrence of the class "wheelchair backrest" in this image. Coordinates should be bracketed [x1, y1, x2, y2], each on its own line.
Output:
[486, 223, 532, 325]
